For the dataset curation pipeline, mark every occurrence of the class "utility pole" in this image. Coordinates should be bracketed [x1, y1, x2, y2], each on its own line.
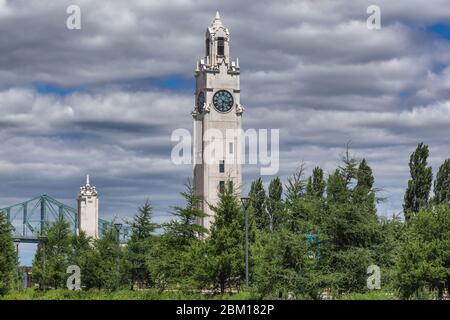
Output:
[114, 223, 123, 285]
[240, 197, 250, 287]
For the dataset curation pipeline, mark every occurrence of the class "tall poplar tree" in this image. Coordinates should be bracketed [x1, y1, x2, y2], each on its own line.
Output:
[433, 159, 450, 205]
[403, 143, 433, 219]
[306, 167, 326, 198]
[266, 177, 283, 230]
[249, 178, 269, 230]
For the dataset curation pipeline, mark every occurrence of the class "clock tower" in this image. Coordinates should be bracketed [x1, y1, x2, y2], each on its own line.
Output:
[193, 12, 243, 231]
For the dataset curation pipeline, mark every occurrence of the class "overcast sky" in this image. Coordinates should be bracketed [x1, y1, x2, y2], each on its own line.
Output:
[1, 0, 450, 263]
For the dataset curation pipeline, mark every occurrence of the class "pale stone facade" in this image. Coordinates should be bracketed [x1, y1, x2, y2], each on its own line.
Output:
[193, 12, 243, 231]
[77, 175, 99, 238]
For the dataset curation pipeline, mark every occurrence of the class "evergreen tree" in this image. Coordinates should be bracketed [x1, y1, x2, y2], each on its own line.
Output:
[339, 145, 358, 187]
[150, 181, 208, 289]
[433, 159, 450, 205]
[326, 169, 348, 204]
[0, 212, 18, 295]
[321, 155, 381, 293]
[164, 180, 207, 245]
[126, 200, 157, 289]
[69, 231, 98, 289]
[354, 159, 376, 214]
[206, 181, 244, 293]
[266, 177, 283, 230]
[306, 167, 326, 198]
[253, 226, 319, 299]
[94, 227, 125, 291]
[249, 178, 269, 230]
[403, 143, 433, 219]
[130, 200, 158, 240]
[32, 216, 72, 290]
[395, 205, 450, 299]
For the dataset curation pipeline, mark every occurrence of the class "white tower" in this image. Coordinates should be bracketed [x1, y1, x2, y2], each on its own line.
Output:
[193, 12, 243, 231]
[77, 175, 99, 238]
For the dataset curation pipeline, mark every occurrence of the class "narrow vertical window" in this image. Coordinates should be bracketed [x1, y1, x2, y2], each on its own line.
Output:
[217, 37, 225, 56]
[219, 181, 225, 193]
[206, 38, 210, 57]
[229, 142, 233, 154]
[219, 160, 225, 173]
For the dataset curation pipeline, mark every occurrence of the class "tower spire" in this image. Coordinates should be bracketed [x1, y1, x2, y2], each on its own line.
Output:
[211, 11, 223, 27]
[78, 174, 99, 239]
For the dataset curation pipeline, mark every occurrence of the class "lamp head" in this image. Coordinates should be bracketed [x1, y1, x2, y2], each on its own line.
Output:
[240, 197, 251, 210]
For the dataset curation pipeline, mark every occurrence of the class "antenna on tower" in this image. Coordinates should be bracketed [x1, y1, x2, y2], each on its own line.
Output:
[86, 174, 90, 186]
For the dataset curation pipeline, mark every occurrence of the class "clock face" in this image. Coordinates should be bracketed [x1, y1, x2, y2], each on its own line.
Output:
[213, 90, 234, 113]
[197, 92, 205, 113]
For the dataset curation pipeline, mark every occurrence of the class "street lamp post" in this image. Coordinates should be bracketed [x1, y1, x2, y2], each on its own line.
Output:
[114, 223, 123, 244]
[113, 223, 123, 283]
[240, 197, 250, 287]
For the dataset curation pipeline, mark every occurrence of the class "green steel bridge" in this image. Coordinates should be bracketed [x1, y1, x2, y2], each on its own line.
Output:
[0, 194, 131, 244]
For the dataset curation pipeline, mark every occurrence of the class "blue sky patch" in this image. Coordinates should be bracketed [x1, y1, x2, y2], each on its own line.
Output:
[159, 76, 194, 91]
[34, 83, 85, 96]
[427, 23, 450, 40]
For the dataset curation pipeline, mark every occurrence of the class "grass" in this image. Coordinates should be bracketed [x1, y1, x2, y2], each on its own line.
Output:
[0, 289, 256, 300]
[336, 291, 397, 300]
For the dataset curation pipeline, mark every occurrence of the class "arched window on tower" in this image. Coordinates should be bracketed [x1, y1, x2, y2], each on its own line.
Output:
[217, 37, 225, 56]
[206, 38, 210, 57]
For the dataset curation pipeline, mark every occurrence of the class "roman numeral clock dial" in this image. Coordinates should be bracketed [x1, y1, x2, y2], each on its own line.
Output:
[213, 90, 234, 113]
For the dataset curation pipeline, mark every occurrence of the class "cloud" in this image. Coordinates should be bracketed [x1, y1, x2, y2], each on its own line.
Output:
[1, 0, 450, 231]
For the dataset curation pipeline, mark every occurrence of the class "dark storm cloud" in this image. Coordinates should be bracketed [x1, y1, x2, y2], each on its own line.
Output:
[0, 0, 450, 226]
[71, 120, 163, 134]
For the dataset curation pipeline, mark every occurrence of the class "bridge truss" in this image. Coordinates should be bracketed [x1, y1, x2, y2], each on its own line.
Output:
[0, 194, 131, 244]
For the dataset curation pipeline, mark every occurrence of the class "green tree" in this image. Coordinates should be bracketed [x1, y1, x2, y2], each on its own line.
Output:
[395, 205, 450, 299]
[206, 181, 244, 293]
[252, 227, 320, 299]
[433, 159, 450, 205]
[164, 181, 207, 245]
[249, 178, 269, 230]
[354, 158, 376, 214]
[403, 143, 433, 219]
[374, 216, 404, 292]
[69, 231, 98, 289]
[266, 177, 284, 230]
[94, 227, 125, 291]
[326, 169, 348, 204]
[285, 163, 307, 205]
[306, 167, 326, 198]
[321, 156, 381, 293]
[32, 216, 72, 290]
[339, 145, 358, 187]
[0, 212, 18, 295]
[126, 200, 158, 289]
[150, 181, 208, 290]
[284, 164, 310, 232]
